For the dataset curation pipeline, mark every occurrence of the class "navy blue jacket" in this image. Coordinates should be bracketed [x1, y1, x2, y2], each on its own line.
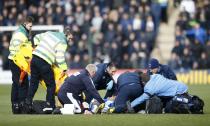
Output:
[117, 72, 143, 90]
[59, 69, 104, 103]
[148, 64, 177, 80]
[93, 63, 113, 89]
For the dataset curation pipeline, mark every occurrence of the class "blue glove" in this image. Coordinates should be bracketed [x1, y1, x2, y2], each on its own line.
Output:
[106, 80, 113, 90]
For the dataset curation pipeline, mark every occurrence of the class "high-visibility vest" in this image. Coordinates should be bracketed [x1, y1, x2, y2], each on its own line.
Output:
[33, 31, 68, 71]
[8, 25, 30, 60]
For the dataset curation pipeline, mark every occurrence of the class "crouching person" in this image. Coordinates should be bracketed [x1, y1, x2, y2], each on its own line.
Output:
[113, 71, 144, 113]
[57, 64, 104, 114]
[131, 73, 188, 113]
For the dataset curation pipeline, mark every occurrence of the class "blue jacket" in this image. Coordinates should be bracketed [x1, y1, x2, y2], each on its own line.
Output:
[131, 74, 188, 108]
[149, 64, 177, 80]
[93, 63, 113, 89]
[59, 69, 104, 103]
[117, 72, 143, 89]
[186, 28, 207, 45]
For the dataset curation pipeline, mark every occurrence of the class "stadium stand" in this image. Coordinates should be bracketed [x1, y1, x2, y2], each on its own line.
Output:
[169, 0, 210, 70]
[0, 0, 163, 70]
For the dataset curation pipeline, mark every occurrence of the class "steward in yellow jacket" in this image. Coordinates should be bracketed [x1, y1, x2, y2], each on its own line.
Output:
[8, 16, 34, 114]
[25, 28, 73, 109]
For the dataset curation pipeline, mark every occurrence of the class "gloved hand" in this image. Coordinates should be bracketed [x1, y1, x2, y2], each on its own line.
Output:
[106, 80, 113, 90]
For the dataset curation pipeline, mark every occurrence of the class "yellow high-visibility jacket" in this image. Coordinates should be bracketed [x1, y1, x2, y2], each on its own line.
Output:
[33, 31, 68, 71]
[8, 25, 30, 60]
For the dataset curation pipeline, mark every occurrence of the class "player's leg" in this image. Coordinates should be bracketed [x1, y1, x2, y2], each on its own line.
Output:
[114, 86, 130, 113]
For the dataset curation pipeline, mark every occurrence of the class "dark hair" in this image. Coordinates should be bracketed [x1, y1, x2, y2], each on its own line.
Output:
[24, 16, 34, 23]
[141, 73, 150, 84]
[107, 62, 116, 69]
[134, 69, 143, 76]
[64, 27, 73, 36]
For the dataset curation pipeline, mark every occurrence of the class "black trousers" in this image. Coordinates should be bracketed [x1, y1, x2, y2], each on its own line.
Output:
[27, 55, 56, 108]
[9, 59, 29, 104]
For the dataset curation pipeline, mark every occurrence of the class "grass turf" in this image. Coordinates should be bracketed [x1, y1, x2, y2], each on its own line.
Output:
[0, 85, 210, 126]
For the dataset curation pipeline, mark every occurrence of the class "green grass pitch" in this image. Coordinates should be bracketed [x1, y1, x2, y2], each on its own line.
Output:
[0, 85, 210, 126]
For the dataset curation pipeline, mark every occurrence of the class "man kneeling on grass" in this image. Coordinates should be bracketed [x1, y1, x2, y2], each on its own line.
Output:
[57, 64, 104, 114]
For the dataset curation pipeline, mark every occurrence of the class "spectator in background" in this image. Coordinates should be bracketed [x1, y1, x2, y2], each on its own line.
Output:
[175, 28, 185, 44]
[176, 14, 189, 31]
[75, 5, 84, 27]
[198, 52, 209, 69]
[180, 48, 193, 70]
[168, 53, 181, 70]
[91, 8, 103, 32]
[180, 0, 196, 18]
[145, 15, 155, 51]
[120, 13, 131, 33]
[186, 23, 207, 45]
[121, 53, 132, 69]
[191, 39, 204, 59]
[159, 0, 169, 23]
[69, 54, 83, 69]
[139, 42, 149, 68]
[133, 14, 142, 32]
[172, 41, 183, 57]
[205, 40, 210, 58]
[1, 35, 10, 70]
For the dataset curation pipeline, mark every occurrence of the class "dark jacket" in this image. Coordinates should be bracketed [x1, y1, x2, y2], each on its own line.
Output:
[59, 69, 104, 103]
[93, 63, 113, 89]
[117, 72, 143, 90]
[158, 64, 177, 80]
[148, 64, 177, 80]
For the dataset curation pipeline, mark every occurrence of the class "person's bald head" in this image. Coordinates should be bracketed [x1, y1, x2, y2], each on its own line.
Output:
[86, 64, 97, 77]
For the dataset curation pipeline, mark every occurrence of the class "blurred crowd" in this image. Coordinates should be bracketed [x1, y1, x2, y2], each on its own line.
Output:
[169, 0, 210, 70]
[0, 0, 166, 70]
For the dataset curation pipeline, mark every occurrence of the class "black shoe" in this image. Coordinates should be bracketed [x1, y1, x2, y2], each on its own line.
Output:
[19, 101, 25, 114]
[12, 103, 20, 114]
[126, 101, 135, 113]
[52, 107, 61, 114]
[22, 99, 33, 114]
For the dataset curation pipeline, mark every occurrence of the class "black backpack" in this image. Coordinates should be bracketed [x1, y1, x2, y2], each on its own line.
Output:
[165, 94, 204, 114]
[32, 100, 53, 114]
[189, 95, 204, 114]
[145, 96, 163, 114]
